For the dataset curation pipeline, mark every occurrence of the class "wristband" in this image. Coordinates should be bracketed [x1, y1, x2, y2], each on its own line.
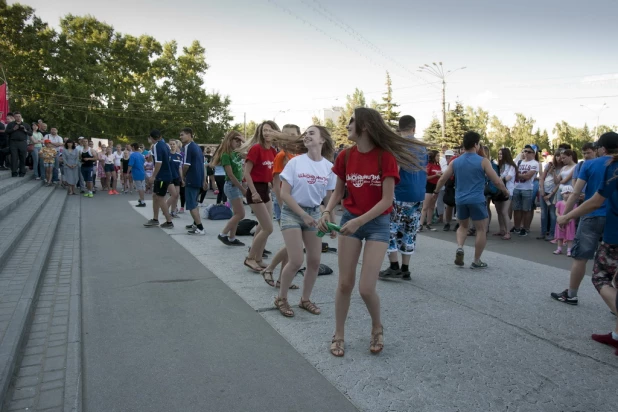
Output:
[321, 210, 331, 215]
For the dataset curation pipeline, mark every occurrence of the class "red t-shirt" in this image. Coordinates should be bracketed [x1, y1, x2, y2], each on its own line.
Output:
[427, 163, 442, 184]
[332, 146, 400, 216]
[246, 144, 277, 183]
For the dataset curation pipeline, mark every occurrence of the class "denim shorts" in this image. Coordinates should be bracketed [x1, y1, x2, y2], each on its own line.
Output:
[223, 180, 243, 200]
[280, 205, 320, 232]
[339, 210, 390, 244]
[512, 189, 533, 211]
[456, 202, 488, 221]
[571, 216, 605, 260]
[185, 186, 200, 211]
[43, 162, 54, 168]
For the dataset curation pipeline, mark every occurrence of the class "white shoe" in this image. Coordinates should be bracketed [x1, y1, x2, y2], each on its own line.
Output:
[188, 228, 205, 235]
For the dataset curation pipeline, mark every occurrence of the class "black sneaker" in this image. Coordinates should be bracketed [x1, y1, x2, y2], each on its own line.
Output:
[188, 228, 205, 235]
[519, 228, 528, 237]
[425, 224, 437, 232]
[550, 289, 578, 305]
[186, 224, 196, 230]
[263, 249, 272, 255]
[135, 202, 146, 207]
[443, 223, 451, 231]
[144, 219, 159, 227]
[401, 271, 411, 281]
[160, 221, 174, 229]
[454, 248, 464, 266]
[228, 238, 245, 246]
[218, 234, 233, 245]
[379, 267, 402, 279]
[510, 227, 518, 233]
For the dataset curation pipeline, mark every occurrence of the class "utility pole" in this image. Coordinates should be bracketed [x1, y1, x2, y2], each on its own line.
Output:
[418, 62, 466, 142]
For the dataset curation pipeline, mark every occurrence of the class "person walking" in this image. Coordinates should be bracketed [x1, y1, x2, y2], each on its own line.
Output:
[319, 107, 425, 357]
[6, 111, 31, 177]
[179, 128, 206, 235]
[419, 150, 441, 231]
[433, 131, 508, 269]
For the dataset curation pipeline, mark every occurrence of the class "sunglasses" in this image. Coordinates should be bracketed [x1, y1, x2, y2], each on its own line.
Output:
[524, 150, 533, 154]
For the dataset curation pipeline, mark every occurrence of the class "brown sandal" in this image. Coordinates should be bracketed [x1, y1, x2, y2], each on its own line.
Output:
[370, 327, 384, 354]
[255, 260, 268, 269]
[275, 280, 299, 290]
[274, 297, 294, 317]
[299, 299, 321, 315]
[244, 258, 262, 273]
[330, 337, 344, 357]
[261, 270, 275, 287]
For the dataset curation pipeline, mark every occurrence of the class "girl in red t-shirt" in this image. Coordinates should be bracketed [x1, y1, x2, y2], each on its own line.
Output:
[420, 150, 442, 231]
[318, 107, 426, 357]
[241, 121, 279, 272]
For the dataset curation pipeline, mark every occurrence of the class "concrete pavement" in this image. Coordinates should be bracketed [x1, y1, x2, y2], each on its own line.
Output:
[80, 194, 359, 412]
[130, 197, 618, 412]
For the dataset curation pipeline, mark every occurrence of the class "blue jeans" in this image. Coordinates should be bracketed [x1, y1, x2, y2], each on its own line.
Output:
[272, 192, 282, 221]
[539, 192, 556, 238]
[32, 146, 41, 178]
[52, 153, 59, 182]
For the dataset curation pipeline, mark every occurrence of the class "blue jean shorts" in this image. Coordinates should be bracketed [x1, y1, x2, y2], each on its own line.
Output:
[280, 205, 320, 232]
[185, 186, 200, 211]
[512, 189, 533, 211]
[339, 210, 390, 244]
[571, 216, 605, 260]
[223, 180, 243, 200]
[456, 202, 488, 221]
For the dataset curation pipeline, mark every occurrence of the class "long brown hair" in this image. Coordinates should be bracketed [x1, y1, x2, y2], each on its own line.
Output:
[498, 148, 516, 170]
[212, 130, 243, 166]
[278, 125, 336, 161]
[237, 121, 280, 154]
[352, 107, 428, 171]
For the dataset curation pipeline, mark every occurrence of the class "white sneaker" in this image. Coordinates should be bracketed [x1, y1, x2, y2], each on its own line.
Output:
[188, 228, 205, 235]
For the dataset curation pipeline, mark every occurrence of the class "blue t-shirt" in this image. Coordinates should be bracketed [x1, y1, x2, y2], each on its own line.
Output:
[184, 141, 204, 188]
[128, 151, 145, 181]
[152, 139, 172, 181]
[452, 152, 486, 205]
[578, 156, 610, 217]
[395, 146, 426, 203]
[598, 161, 618, 244]
[170, 152, 182, 180]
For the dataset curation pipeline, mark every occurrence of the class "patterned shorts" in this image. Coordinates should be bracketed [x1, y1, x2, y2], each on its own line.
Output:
[387, 200, 423, 255]
[591, 242, 618, 292]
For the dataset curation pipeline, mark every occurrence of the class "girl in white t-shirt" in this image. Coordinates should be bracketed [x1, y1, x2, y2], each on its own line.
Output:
[496, 148, 517, 240]
[269, 126, 336, 318]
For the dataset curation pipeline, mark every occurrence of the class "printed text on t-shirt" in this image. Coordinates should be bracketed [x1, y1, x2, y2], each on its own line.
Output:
[298, 173, 329, 185]
[347, 173, 381, 188]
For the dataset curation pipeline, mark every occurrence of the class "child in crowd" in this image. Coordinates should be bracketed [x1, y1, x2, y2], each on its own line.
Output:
[121, 148, 131, 193]
[554, 185, 577, 256]
[40, 140, 57, 186]
[128, 142, 146, 207]
[144, 152, 154, 194]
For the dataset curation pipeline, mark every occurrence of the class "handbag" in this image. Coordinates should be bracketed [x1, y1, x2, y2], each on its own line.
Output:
[27, 144, 34, 153]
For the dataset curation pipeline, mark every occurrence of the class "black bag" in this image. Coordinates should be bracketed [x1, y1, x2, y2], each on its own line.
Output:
[236, 219, 258, 236]
[297, 264, 333, 276]
[443, 180, 456, 207]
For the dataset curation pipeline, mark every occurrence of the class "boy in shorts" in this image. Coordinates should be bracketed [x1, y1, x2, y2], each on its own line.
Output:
[128, 142, 146, 207]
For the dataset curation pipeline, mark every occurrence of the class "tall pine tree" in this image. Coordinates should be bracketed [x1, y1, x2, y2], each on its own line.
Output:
[379, 72, 400, 129]
[443, 101, 469, 148]
[423, 117, 442, 143]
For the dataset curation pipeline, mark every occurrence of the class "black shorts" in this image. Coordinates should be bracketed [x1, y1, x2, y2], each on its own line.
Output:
[206, 166, 214, 176]
[104, 164, 115, 173]
[153, 180, 170, 197]
[172, 177, 181, 187]
[425, 182, 437, 194]
[246, 182, 271, 205]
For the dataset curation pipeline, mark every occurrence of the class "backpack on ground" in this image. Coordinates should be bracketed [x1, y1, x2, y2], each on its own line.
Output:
[206, 204, 233, 220]
[236, 219, 258, 236]
[297, 264, 334, 276]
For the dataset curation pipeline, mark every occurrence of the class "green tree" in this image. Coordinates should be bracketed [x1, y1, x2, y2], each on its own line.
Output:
[423, 117, 442, 144]
[379, 71, 399, 129]
[311, 115, 324, 126]
[597, 125, 615, 137]
[511, 113, 536, 151]
[324, 118, 336, 132]
[334, 88, 366, 146]
[442, 101, 468, 148]
[532, 129, 550, 153]
[487, 116, 513, 153]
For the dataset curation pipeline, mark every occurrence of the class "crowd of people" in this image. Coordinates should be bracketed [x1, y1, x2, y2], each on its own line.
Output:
[2, 108, 617, 359]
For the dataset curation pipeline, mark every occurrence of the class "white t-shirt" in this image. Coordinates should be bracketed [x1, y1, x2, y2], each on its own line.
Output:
[46, 134, 63, 152]
[104, 154, 115, 165]
[500, 164, 516, 196]
[113, 151, 123, 167]
[279, 154, 337, 208]
[515, 159, 539, 191]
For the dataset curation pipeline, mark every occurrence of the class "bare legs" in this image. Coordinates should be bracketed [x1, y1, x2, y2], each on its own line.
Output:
[457, 218, 488, 262]
[221, 197, 245, 239]
[247, 201, 273, 262]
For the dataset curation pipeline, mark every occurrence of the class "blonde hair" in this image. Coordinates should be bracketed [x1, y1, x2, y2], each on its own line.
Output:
[213, 131, 243, 166]
[237, 121, 280, 154]
[352, 107, 429, 170]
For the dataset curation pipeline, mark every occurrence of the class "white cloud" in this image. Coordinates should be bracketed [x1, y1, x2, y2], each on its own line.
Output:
[470, 90, 497, 106]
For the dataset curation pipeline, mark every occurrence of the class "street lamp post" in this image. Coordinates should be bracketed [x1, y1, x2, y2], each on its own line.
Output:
[580, 103, 608, 140]
[418, 63, 466, 142]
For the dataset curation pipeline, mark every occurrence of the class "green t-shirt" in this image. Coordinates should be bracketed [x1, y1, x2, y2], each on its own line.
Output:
[220, 152, 243, 181]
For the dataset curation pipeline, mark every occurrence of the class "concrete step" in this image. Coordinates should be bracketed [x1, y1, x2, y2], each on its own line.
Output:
[0, 179, 45, 221]
[0, 190, 67, 409]
[0, 170, 14, 182]
[0, 173, 34, 198]
[0, 185, 56, 271]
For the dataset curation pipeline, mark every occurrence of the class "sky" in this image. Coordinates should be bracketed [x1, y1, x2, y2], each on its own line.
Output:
[11, 0, 618, 139]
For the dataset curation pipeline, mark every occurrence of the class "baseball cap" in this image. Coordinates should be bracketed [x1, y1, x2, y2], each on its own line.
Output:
[445, 150, 455, 156]
[524, 144, 535, 151]
[596, 131, 618, 151]
[44, 139, 51, 144]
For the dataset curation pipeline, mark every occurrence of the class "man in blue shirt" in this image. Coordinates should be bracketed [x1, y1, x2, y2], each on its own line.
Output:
[128, 142, 146, 207]
[179, 127, 205, 235]
[434, 131, 508, 269]
[144, 129, 174, 228]
[551, 134, 614, 305]
[379, 116, 426, 280]
[557, 131, 618, 355]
